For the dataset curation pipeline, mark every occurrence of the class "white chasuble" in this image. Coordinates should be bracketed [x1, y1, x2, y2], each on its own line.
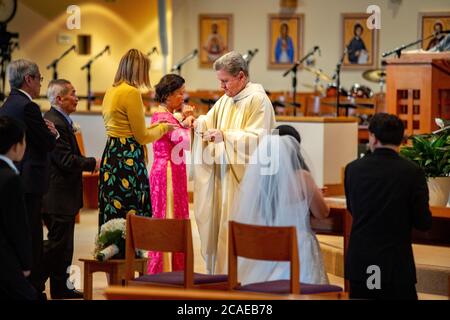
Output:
[192, 82, 276, 274]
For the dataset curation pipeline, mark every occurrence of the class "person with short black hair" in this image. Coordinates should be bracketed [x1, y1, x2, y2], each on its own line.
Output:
[344, 113, 432, 300]
[0, 116, 37, 300]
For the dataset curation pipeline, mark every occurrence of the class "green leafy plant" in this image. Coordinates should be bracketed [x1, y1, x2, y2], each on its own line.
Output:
[400, 131, 450, 178]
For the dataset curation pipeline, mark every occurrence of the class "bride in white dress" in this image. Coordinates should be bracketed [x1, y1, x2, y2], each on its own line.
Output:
[232, 134, 330, 285]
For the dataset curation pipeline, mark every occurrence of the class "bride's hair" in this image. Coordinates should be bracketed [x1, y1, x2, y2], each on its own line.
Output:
[233, 134, 314, 226]
[274, 125, 310, 172]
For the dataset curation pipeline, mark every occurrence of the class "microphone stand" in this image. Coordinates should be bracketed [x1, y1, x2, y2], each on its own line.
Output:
[147, 47, 158, 57]
[171, 49, 198, 75]
[81, 46, 109, 111]
[0, 41, 19, 102]
[282, 47, 318, 116]
[334, 48, 346, 117]
[382, 33, 436, 58]
[244, 49, 259, 66]
[46, 45, 76, 80]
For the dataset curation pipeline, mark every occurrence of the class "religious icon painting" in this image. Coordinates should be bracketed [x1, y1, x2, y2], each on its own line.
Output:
[199, 14, 233, 68]
[419, 12, 450, 51]
[342, 13, 379, 70]
[268, 13, 304, 69]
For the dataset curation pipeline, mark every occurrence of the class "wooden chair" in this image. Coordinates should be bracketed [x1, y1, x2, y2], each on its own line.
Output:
[228, 221, 343, 295]
[125, 214, 228, 289]
[75, 131, 99, 209]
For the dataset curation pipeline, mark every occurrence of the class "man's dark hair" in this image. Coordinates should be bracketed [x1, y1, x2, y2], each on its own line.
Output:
[0, 116, 26, 155]
[154, 74, 185, 103]
[368, 113, 404, 146]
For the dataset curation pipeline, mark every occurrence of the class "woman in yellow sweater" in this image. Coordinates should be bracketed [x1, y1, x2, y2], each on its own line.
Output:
[98, 49, 174, 229]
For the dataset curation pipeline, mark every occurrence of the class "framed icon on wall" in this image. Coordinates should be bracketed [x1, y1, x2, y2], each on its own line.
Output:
[419, 12, 450, 51]
[268, 13, 304, 69]
[342, 13, 379, 70]
[199, 14, 233, 68]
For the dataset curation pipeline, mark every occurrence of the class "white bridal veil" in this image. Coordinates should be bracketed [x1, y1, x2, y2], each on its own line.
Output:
[232, 134, 329, 285]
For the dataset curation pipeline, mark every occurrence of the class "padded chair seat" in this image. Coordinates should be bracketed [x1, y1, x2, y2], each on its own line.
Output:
[134, 271, 228, 286]
[237, 280, 342, 294]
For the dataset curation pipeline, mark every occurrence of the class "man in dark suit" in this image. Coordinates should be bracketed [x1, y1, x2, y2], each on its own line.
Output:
[42, 79, 99, 299]
[344, 113, 432, 299]
[0, 59, 58, 298]
[0, 115, 37, 300]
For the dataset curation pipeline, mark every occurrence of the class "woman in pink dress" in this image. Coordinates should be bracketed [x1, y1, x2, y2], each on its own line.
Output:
[147, 74, 195, 274]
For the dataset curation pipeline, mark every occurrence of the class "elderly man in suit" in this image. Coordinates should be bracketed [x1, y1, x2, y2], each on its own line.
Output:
[0, 116, 37, 300]
[344, 113, 432, 299]
[0, 59, 58, 299]
[41, 79, 99, 299]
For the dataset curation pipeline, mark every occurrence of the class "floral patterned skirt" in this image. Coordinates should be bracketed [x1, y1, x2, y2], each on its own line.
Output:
[98, 136, 152, 228]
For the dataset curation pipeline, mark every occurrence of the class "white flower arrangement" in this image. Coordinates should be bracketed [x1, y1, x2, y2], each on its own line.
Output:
[94, 218, 126, 261]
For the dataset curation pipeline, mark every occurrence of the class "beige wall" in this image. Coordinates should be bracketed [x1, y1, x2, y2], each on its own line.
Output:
[172, 0, 450, 93]
[7, 0, 171, 97]
[5, 0, 450, 98]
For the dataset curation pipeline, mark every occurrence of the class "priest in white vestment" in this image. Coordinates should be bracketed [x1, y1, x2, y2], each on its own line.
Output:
[192, 51, 276, 274]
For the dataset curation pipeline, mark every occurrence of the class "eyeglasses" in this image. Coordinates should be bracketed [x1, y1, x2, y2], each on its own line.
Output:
[31, 74, 44, 83]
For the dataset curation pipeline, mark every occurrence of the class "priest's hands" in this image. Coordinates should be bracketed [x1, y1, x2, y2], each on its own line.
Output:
[181, 104, 195, 118]
[182, 115, 196, 128]
[203, 129, 223, 143]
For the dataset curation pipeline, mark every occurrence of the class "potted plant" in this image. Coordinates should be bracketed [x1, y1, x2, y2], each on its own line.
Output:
[400, 128, 450, 206]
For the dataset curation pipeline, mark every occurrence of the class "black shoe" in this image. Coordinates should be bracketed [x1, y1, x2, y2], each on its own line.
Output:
[51, 289, 83, 300]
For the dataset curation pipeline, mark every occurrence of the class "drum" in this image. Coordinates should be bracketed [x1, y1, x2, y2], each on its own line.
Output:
[349, 83, 373, 98]
[325, 83, 348, 98]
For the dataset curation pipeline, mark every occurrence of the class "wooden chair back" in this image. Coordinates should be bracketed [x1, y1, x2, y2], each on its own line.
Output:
[125, 214, 194, 287]
[228, 221, 300, 293]
[104, 285, 349, 300]
[74, 131, 86, 156]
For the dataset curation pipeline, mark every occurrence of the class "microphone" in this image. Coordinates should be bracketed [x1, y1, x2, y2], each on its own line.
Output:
[332, 47, 348, 80]
[243, 48, 259, 62]
[147, 47, 158, 56]
[46, 45, 76, 69]
[105, 45, 110, 54]
[306, 46, 320, 56]
[316, 46, 321, 57]
[171, 49, 198, 72]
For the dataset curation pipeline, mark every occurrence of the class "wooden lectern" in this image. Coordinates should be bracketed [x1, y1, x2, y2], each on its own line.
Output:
[385, 52, 450, 135]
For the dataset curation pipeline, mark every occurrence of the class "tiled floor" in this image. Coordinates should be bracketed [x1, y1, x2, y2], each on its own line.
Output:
[43, 208, 449, 300]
